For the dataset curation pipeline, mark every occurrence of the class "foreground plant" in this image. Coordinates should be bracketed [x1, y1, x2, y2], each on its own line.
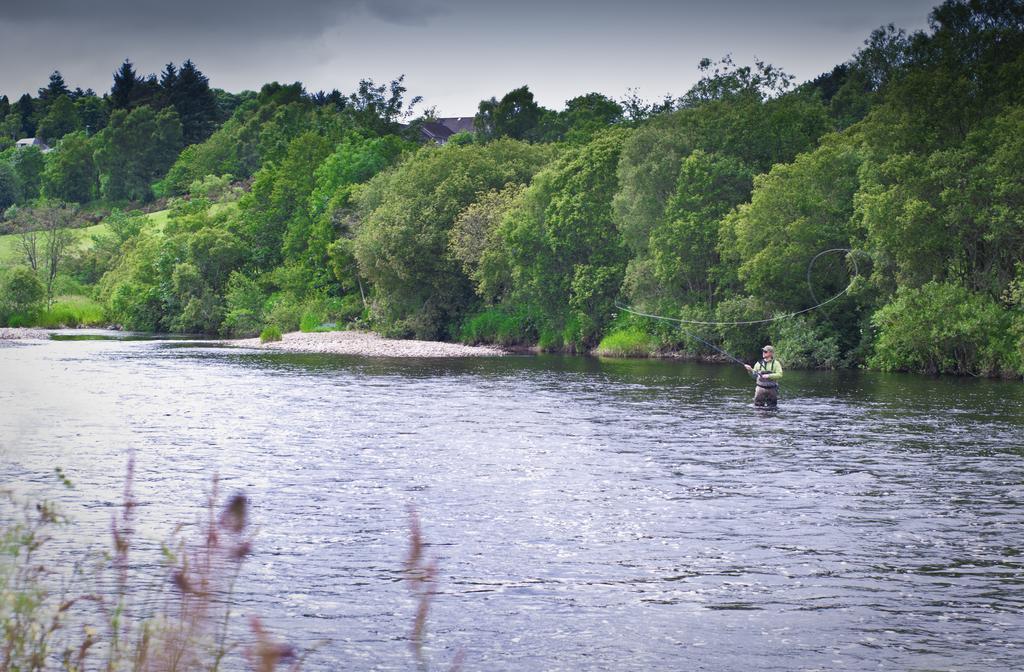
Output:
[403, 509, 462, 672]
[0, 462, 298, 671]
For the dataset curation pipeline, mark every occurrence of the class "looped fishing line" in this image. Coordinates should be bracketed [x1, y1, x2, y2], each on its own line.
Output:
[616, 248, 862, 327]
[614, 248, 865, 367]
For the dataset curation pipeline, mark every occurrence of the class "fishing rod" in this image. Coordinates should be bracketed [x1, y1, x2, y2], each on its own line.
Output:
[615, 248, 864, 370]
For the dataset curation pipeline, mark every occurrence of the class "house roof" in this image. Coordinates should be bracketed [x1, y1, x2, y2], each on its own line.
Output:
[420, 122, 456, 142]
[15, 137, 49, 148]
[437, 117, 475, 134]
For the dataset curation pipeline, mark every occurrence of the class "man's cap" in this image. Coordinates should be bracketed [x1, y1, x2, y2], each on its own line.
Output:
[762, 345, 774, 353]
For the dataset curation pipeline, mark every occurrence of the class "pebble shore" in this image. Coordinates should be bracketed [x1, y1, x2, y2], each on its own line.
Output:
[231, 330, 506, 357]
[0, 328, 51, 340]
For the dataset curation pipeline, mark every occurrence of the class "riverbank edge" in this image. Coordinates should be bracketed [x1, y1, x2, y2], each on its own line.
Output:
[0, 326, 761, 365]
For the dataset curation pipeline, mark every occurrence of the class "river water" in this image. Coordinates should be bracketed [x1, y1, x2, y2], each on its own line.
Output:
[2, 334, 1023, 671]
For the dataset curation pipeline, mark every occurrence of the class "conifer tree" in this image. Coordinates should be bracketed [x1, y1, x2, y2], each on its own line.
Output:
[171, 60, 218, 145]
[16, 94, 35, 137]
[38, 71, 70, 102]
[111, 60, 140, 110]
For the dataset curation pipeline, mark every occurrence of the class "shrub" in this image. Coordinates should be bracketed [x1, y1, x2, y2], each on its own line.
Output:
[594, 326, 658, 357]
[188, 173, 237, 201]
[869, 281, 1015, 376]
[299, 310, 323, 333]
[459, 305, 537, 346]
[263, 293, 302, 332]
[537, 328, 563, 352]
[770, 315, 841, 369]
[221, 272, 266, 337]
[0, 266, 45, 325]
[259, 325, 282, 343]
[714, 296, 770, 360]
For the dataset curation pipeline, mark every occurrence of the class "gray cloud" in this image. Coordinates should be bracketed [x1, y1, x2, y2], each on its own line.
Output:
[0, 0, 446, 37]
[365, 0, 448, 26]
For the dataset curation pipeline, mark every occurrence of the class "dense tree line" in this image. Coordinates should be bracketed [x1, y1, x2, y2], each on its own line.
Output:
[2, 0, 1022, 377]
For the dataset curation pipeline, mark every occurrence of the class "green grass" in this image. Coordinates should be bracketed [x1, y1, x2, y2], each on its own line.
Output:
[34, 295, 106, 328]
[145, 207, 170, 229]
[594, 326, 659, 358]
[0, 223, 108, 267]
[459, 306, 537, 346]
[0, 209, 171, 269]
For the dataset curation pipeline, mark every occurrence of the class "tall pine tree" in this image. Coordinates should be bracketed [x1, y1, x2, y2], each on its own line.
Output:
[111, 60, 140, 110]
[170, 60, 218, 145]
[38, 71, 70, 102]
[16, 94, 36, 137]
[111, 60, 160, 110]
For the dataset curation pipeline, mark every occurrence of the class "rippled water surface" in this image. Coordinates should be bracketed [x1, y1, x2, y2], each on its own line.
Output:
[2, 335, 1023, 670]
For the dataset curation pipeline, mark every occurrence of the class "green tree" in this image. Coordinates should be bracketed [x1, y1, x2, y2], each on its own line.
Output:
[16, 94, 36, 138]
[475, 86, 544, 141]
[680, 56, 794, 107]
[37, 71, 70, 104]
[0, 266, 45, 323]
[0, 160, 19, 209]
[495, 129, 631, 348]
[1, 112, 21, 145]
[857, 105, 1024, 297]
[235, 130, 333, 273]
[354, 138, 555, 338]
[221, 271, 267, 336]
[94, 106, 183, 201]
[345, 75, 422, 135]
[12, 146, 45, 201]
[36, 95, 81, 143]
[42, 131, 98, 203]
[614, 61, 828, 261]
[110, 60, 160, 111]
[74, 95, 109, 135]
[169, 60, 219, 145]
[304, 133, 413, 293]
[450, 183, 526, 303]
[646, 150, 754, 305]
[561, 93, 624, 143]
[10, 203, 79, 302]
[722, 139, 863, 310]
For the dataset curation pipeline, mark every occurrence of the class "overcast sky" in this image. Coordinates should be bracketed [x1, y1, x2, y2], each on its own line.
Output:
[1, 0, 940, 115]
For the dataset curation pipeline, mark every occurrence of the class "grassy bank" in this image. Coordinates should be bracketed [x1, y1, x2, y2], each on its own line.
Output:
[0, 208, 172, 268]
[594, 326, 660, 358]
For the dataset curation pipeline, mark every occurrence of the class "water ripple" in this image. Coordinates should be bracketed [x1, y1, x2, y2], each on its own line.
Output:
[2, 340, 1023, 670]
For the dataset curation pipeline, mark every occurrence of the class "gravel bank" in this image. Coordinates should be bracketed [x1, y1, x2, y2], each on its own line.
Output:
[0, 328, 51, 340]
[230, 330, 505, 357]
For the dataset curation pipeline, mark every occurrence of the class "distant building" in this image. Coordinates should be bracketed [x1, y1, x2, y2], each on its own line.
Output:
[15, 137, 52, 152]
[418, 117, 476, 144]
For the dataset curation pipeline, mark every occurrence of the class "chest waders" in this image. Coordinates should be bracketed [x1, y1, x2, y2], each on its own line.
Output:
[754, 359, 779, 408]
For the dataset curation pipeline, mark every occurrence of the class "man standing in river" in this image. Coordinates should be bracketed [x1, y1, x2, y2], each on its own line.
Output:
[745, 345, 783, 407]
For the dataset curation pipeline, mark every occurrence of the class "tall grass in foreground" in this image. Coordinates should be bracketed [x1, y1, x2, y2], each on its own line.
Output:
[1, 461, 296, 671]
[1, 462, 458, 671]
